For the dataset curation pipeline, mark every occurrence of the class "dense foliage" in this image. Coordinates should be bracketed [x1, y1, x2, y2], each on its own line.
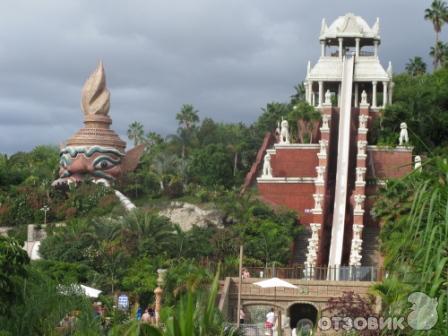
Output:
[372, 69, 448, 152]
[373, 156, 448, 335]
[39, 194, 297, 293]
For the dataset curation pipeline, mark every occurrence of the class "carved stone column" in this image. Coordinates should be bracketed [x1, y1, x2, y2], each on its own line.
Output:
[355, 38, 360, 57]
[338, 38, 343, 60]
[382, 81, 388, 108]
[372, 81, 377, 108]
[354, 83, 359, 108]
[318, 81, 324, 107]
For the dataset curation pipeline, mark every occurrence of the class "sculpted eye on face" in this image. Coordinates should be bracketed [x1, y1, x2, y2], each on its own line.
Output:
[56, 146, 125, 184]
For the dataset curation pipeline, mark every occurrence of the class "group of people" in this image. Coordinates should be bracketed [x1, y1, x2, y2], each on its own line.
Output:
[137, 305, 156, 324]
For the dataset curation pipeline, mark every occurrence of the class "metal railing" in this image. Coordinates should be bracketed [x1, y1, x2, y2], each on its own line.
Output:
[225, 323, 275, 336]
[240, 265, 384, 282]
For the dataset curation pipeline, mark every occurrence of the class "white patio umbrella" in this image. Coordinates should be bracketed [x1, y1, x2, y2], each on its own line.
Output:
[254, 278, 297, 336]
[80, 285, 102, 298]
[58, 284, 102, 298]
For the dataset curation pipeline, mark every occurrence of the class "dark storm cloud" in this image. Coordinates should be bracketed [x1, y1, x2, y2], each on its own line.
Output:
[0, 0, 436, 154]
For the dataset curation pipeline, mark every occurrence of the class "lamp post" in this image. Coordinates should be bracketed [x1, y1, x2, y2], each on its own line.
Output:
[154, 269, 166, 326]
[40, 205, 50, 225]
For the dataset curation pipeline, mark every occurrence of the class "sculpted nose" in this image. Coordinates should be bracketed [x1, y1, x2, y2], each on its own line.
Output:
[67, 156, 93, 174]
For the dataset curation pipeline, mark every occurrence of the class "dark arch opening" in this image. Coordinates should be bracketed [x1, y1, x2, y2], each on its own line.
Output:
[288, 303, 318, 331]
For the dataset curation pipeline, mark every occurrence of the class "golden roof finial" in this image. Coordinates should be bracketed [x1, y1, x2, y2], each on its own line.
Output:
[81, 61, 110, 116]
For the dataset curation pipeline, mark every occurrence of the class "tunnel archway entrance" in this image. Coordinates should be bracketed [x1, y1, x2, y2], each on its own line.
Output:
[288, 303, 318, 333]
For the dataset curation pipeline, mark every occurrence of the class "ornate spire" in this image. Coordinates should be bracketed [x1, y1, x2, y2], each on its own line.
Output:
[66, 62, 126, 152]
[387, 61, 393, 78]
[81, 61, 110, 116]
[320, 18, 327, 35]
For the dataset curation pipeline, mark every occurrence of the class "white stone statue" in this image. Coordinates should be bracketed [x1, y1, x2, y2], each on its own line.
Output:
[321, 114, 330, 131]
[360, 90, 368, 105]
[313, 194, 323, 212]
[399, 122, 409, 146]
[310, 223, 321, 237]
[275, 121, 280, 139]
[280, 119, 290, 144]
[356, 167, 367, 183]
[357, 140, 367, 156]
[354, 194, 366, 212]
[261, 153, 273, 178]
[349, 236, 363, 266]
[319, 140, 328, 155]
[324, 89, 332, 105]
[353, 224, 364, 239]
[316, 166, 325, 184]
[414, 155, 422, 171]
[359, 114, 368, 129]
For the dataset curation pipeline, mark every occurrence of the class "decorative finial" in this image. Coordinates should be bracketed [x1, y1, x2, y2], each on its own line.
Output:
[372, 17, 380, 35]
[387, 61, 393, 78]
[320, 18, 327, 35]
[81, 61, 111, 116]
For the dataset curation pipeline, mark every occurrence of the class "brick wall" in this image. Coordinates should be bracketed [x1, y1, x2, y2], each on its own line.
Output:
[367, 148, 412, 179]
[258, 183, 315, 225]
[271, 148, 318, 177]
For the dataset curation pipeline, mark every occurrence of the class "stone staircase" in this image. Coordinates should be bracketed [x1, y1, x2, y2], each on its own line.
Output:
[361, 225, 380, 267]
[293, 227, 312, 264]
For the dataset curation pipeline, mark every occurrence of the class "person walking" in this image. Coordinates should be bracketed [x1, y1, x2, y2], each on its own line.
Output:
[239, 308, 246, 324]
[265, 308, 275, 335]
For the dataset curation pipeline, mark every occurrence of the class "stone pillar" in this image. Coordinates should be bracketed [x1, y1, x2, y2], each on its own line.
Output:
[338, 38, 343, 60]
[308, 81, 314, 105]
[303, 81, 310, 104]
[382, 81, 388, 108]
[372, 81, 377, 108]
[320, 40, 325, 57]
[374, 40, 379, 57]
[389, 82, 394, 104]
[354, 83, 359, 108]
[318, 81, 324, 107]
[154, 269, 166, 326]
[355, 38, 360, 57]
[337, 83, 341, 107]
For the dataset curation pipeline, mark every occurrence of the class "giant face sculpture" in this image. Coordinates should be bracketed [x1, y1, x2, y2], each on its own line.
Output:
[53, 63, 143, 186]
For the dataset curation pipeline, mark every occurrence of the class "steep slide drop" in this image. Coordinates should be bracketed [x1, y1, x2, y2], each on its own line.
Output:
[328, 55, 354, 270]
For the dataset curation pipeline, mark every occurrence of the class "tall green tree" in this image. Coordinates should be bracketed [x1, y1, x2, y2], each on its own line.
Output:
[0, 236, 29, 316]
[127, 121, 145, 146]
[425, 0, 448, 69]
[176, 104, 200, 159]
[405, 56, 427, 76]
[288, 101, 321, 143]
[429, 41, 448, 68]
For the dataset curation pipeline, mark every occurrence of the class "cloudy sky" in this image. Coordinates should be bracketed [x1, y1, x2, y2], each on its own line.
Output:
[0, 0, 438, 154]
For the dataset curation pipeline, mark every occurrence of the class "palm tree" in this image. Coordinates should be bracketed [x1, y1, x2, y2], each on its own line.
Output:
[176, 104, 200, 159]
[127, 121, 145, 146]
[288, 101, 321, 143]
[405, 57, 427, 76]
[430, 41, 448, 68]
[425, 0, 448, 69]
[150, 152, 180, 192]
[290, 82, 306, 105]
[119, 210, 176, 256]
